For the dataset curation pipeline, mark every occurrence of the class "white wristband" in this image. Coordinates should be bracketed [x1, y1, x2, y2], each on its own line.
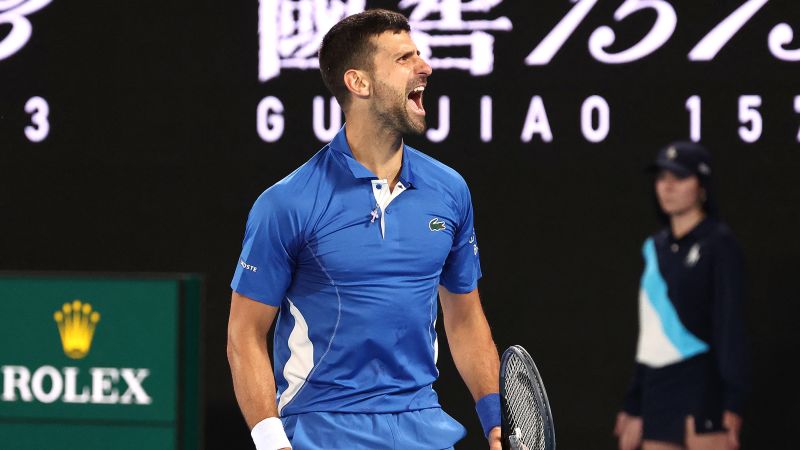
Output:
[251, 417, 291, 450]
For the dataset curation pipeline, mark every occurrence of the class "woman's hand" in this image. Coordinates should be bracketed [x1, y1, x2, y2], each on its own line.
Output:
[723, 411, 742, 449]
[614, 411, 643, 450]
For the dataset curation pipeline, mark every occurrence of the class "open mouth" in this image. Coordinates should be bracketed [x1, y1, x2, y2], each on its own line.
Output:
[407, 86, 425, 116]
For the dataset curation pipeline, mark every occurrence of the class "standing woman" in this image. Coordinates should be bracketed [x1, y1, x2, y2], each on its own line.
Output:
[614, 142, 750, 450]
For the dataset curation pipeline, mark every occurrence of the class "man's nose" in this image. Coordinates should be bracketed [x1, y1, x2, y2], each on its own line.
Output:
[417, 56, 432, 77]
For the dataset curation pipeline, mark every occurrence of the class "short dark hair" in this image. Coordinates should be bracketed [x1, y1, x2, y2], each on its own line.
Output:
[319, 9, 410, 110]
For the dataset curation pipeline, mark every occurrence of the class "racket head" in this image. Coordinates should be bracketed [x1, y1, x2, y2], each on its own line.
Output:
[500, 345, 556, 450]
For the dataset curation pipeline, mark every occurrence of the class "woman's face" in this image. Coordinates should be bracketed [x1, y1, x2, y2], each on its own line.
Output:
[655, 170, 704, 217]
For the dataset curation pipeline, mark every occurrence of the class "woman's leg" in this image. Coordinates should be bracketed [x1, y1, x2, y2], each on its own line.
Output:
[643, 441, 684, 450]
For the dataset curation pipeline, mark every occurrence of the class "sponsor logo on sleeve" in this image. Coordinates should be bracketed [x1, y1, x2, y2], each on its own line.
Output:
[239, 259, 258, 272]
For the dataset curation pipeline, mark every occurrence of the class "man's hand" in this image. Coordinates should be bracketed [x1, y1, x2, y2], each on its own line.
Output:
[613, 411, 642, 450]
[488, 426, 502, 450]
[723, 411, 742, 449]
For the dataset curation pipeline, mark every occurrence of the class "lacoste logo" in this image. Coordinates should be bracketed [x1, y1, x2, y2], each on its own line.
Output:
[429, 218, 446, 231]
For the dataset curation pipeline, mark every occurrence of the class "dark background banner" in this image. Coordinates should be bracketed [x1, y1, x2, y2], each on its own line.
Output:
[2, 1, 798, 448]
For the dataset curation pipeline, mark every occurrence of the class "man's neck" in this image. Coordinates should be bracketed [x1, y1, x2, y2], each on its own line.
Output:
[670, 208, 706, 239]
[344, 116, 404, 188]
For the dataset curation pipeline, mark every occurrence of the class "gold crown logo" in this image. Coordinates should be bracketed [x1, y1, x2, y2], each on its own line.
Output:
[53, 300, 101, 359]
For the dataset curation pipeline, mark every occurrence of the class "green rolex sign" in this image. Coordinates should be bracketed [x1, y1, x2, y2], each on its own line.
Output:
[0, 274, 202, 450]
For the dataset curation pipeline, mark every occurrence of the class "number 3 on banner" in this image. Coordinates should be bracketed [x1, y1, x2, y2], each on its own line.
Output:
[588, 0, 677, 64]
[25, 96, 50, 143]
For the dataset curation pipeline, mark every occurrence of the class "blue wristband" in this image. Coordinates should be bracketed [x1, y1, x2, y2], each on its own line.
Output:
[475, 393, 501, 438]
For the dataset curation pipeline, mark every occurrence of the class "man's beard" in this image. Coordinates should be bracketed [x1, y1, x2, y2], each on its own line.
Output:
[371, 78, 426, 135]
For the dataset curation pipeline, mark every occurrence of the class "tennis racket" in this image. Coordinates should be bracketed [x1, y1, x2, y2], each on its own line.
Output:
[500, 345, 556, 450]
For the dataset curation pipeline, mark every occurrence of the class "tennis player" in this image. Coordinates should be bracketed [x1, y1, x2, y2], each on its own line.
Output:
[227, 9, 502, 450]
[614, 142, 750, 450]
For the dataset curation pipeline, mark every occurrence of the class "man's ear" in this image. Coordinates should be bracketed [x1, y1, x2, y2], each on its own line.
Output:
[343, 69, 370, 100]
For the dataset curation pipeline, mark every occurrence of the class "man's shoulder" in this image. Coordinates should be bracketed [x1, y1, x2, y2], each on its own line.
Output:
[251, 145, 335, 214]
[405, 145, 468, 190]
[278, 144, 336, 186]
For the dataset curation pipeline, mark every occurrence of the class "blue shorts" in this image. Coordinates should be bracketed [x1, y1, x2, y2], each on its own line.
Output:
[281, 408, 467, 450]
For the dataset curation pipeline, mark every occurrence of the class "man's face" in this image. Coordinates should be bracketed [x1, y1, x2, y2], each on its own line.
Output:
[367, 31, 432, 135]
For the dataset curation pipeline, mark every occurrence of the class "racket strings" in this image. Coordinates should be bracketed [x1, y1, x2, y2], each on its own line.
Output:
[505, 355, 546, 450]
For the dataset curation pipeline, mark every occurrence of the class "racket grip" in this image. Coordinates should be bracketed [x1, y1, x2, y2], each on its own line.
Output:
[508, 433, 522, 450]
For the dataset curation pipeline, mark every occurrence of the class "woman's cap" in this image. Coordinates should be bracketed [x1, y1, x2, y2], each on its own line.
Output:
[647, 141, 712, 179]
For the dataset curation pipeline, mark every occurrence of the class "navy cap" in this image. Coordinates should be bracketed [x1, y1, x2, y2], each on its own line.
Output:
[647, 142, 712, 179]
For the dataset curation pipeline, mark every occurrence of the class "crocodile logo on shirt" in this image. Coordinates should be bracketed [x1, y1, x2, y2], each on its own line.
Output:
[429, 218, 446, 231]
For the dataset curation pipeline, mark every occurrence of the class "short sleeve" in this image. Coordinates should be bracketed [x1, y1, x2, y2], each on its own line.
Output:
[439, 181, 482, 293]
[230, 188, 303, 306]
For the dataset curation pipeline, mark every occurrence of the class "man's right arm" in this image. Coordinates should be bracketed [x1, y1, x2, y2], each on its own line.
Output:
[227, 291, 290, 450]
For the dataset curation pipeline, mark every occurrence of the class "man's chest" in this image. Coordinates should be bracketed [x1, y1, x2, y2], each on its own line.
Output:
[300, 188, 459, 281]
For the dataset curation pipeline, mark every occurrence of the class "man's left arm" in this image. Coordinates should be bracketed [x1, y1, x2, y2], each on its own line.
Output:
[439, 286, 502, 450]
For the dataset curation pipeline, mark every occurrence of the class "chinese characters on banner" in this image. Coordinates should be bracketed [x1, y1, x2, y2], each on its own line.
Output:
[258, 0, 512, 82]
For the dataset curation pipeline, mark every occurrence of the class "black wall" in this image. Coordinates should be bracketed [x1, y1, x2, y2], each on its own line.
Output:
[2, 1, 799, 448]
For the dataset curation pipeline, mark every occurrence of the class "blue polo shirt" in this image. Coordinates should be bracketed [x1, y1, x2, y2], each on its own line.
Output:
[231, 126, 482, 416]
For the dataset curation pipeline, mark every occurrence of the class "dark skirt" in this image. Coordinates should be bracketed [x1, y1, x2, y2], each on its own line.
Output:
[640, 353, 725, 444]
